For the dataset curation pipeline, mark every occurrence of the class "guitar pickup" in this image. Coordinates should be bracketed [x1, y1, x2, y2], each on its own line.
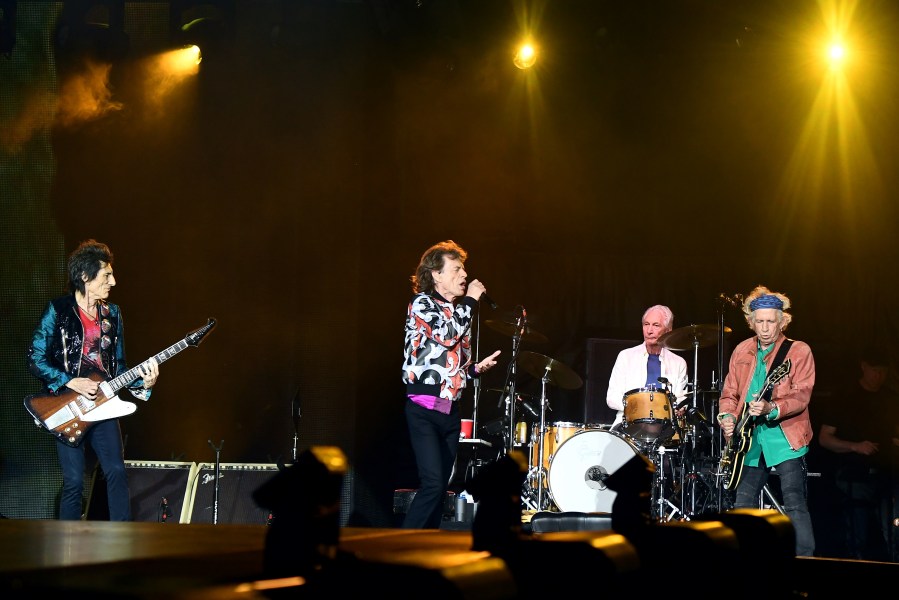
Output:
[44, 404, 79, 430]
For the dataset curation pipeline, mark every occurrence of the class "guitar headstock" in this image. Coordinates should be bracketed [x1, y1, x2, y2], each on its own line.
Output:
[186, 318, 217, 347]
[769, 358, 791, 386]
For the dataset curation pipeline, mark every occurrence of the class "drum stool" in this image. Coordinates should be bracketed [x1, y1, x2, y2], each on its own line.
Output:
[527, 511, 613, 533]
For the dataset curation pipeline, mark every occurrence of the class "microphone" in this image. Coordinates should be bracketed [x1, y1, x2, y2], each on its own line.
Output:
[480, 292, 497, 310]
[521, 399, 539, 418]
[657, 377, 669, 386]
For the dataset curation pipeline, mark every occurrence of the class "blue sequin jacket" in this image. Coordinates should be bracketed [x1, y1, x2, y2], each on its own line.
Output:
[26, 294, 151, 400]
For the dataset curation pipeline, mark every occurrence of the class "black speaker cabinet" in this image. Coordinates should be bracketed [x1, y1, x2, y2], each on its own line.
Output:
[187, 463, 279, 525]
[127, 460, 197, 523]
[584, 338, 638, 425]
[87, 460, 197, 522]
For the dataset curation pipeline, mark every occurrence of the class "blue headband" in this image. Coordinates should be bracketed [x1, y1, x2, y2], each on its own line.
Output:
[749, 294, 784, 311]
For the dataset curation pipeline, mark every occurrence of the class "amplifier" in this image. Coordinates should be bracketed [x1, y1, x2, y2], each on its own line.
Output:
[127, 460, 197, 523]
[187, 463, 279, 525]
[87, 460, 197, 523]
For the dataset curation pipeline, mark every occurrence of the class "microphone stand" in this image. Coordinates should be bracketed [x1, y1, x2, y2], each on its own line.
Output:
[472, 303, 483, 438]
[687, 334, 700, 517]
[500, 307, 526, 456]
[208, 439, 224, 524]
[715, 296, 727, 511]
[291, 388, 302, 463]
[714, 293, 740, 511]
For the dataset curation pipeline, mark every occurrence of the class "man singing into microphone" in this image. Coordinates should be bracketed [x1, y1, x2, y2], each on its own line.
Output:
[401, 240, 501, 529]
[606, 305, 689, 445]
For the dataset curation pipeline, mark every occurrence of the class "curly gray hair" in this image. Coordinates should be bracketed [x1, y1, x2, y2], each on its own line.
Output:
[742, 285, 792, 330]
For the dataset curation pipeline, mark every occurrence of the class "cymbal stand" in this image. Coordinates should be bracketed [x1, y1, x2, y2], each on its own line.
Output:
[534, 366, 552, 511]
[677, 421, 706, 518]
[679, 332, 714, 519]
[652, 443, 683, 522]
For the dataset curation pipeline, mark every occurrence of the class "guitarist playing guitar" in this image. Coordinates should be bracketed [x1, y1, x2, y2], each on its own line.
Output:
[717, 285, 817, 557]
[26, 240, 159, 522]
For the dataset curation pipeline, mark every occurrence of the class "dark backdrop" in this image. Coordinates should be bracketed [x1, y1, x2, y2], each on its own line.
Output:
[2, 0, 898, 527]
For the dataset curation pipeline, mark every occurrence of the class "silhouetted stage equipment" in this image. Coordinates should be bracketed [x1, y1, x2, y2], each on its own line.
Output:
[8, 446, 898, 599]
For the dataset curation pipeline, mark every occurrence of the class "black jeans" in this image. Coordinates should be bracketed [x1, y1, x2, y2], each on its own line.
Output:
[733, 454, 816, 557]
[403, 399, 461, 529]
[56, 419, 130, 521]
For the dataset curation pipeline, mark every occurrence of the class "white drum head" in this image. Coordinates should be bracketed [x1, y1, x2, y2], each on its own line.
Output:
[547, 429, 640, 513]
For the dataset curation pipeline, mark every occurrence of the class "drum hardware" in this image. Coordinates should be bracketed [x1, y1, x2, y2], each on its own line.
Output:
[490, 307, 531, 456]
[515, 350, 583, 512]
[534, 365, 552, 510]
[659, 322, 731, 417]
[660, 322, 734, 514]
[650, 444, 684, 522]
[660, 411, 729, 519]
[487, 389, 538, 450]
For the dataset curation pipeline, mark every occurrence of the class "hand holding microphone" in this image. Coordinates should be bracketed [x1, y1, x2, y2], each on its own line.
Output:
[467, 279, 497, 309]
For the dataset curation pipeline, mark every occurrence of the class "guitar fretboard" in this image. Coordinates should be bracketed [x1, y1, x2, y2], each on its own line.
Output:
[107, 340, 190, 394]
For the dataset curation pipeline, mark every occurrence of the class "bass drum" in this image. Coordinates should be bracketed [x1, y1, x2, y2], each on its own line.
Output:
[547, 429, 642, 513]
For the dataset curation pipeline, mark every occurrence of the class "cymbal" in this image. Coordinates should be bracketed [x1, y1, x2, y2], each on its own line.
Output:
[484, 320, 548, 344]
[516, 351, 583, 390]
[659, 323, 732, 351]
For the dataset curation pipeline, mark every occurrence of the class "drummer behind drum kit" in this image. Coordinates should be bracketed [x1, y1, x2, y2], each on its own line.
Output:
[485, 317, 732, 522]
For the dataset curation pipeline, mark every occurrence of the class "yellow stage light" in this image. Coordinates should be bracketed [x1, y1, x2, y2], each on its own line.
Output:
[826, 41, 847, 69]
[514, 43, 537, 70]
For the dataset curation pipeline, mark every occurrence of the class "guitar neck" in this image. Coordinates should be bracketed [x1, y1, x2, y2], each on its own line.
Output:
[105, 338, 191, 395]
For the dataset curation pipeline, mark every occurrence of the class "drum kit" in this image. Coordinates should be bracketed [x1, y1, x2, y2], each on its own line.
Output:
[481, 314, 733, 522]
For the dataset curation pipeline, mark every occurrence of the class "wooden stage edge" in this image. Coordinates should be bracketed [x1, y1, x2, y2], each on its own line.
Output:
[1, 519, 898, 599]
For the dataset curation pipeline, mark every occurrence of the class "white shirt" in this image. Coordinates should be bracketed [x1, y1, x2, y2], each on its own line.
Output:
[606, 343, 688, 426]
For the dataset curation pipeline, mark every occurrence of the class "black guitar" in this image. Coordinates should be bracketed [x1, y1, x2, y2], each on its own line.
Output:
[718, 358, 792, 491]
[24, 318, 216, 447]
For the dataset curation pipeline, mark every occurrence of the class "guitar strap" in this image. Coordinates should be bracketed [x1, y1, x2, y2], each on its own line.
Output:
[761, 338, 793, 401]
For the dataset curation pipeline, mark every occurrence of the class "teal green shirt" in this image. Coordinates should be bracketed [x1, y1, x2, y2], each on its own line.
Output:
[745, 341, 807, 467]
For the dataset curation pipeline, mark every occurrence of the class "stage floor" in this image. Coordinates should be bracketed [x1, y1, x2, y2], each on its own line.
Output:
[0, 519, 502, 598]
[2, 517, 897, 599]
